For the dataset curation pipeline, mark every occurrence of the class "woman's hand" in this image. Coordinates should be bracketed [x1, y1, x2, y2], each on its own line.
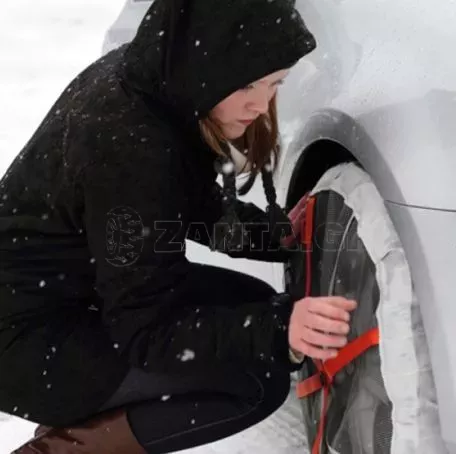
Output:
[281, 192, 310, 248]
[288, 296, 357, 361]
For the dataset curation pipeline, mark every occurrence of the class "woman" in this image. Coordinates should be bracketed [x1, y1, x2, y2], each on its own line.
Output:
[3, 0, 356, 452]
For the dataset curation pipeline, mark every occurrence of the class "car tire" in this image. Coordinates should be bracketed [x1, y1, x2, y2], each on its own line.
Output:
[285, 162, 441, 454]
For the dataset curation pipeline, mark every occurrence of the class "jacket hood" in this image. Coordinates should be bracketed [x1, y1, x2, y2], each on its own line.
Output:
[120, 0, 317, 254]
[121, 0, 317, 128]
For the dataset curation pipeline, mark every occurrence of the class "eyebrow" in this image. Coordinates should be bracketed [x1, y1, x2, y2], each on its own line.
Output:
[259, 75, 288, 86]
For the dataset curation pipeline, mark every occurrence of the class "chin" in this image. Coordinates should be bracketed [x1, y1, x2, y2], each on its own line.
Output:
[224, 125, 245, 140]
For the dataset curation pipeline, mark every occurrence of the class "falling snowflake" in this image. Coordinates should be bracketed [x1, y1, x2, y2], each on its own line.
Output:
[161, 395, 171, 401]
[195, 39, 201, 46]
[113, 343, 119, 349]
[39, 280, 46, 288]
[179, 349, 195, 362]
[158, 30, 165, 36]
[243, 315, 252, 327]
[222, 162, 235, 174]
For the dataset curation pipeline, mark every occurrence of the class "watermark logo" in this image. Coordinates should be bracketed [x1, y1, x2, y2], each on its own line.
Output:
[105, 206, 145, 267]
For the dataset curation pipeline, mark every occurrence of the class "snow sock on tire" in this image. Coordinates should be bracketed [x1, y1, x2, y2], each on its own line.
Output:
[286, 162, 444, 454]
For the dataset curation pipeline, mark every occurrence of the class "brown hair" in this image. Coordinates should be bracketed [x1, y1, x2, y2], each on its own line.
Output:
[198, 94, 280, 196]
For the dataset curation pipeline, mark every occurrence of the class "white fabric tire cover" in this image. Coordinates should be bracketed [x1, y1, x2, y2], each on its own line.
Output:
[286, 162, 445, 454]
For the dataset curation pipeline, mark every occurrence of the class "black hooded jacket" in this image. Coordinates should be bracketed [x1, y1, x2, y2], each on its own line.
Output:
[0, 0, 316, 425]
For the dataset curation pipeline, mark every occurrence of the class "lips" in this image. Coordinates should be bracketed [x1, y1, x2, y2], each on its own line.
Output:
[239, 119, 255, 125]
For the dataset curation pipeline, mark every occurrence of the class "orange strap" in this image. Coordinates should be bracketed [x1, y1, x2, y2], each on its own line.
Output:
[296, 328, 379, 399]
[303, 196, 315, 297]
[296, 195, 380, 454]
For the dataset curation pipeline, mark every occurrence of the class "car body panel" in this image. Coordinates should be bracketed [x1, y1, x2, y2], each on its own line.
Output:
[102, 0, 456, 451]
[277, 0, 456, 210]
[385, 202, 456, 454]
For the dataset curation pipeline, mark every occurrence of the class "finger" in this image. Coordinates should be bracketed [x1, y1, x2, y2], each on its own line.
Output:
[300, 326, 347, 348]
[325, 297, 358, 311]
[307, 301, 352, 322]
[294, 339, 338, 361]
[304, 312, 350, 335]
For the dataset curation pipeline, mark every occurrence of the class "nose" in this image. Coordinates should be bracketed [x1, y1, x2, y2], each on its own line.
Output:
[249, 89, 270, 115]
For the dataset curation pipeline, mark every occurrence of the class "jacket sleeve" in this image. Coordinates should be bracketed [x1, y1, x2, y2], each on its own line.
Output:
[187, 182, 296, 262]
[77, 150, 297, 374]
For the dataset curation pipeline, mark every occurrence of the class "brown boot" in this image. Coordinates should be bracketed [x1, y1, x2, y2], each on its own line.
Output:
[12, 408, 147, 454]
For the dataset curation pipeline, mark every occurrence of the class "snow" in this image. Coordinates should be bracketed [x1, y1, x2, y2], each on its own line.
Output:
[0, 1, 309, 452]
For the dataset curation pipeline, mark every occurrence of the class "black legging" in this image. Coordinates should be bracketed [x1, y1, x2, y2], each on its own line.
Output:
[98, 263, 291, 453]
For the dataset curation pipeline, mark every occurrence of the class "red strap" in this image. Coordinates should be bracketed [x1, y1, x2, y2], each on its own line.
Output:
[303, 196, 315, 297]
[296, 194, 380, 454]
[296, 328, 379, 399]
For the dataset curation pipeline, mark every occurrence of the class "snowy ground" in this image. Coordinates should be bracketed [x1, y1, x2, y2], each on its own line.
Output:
[0, 1, 308, 452]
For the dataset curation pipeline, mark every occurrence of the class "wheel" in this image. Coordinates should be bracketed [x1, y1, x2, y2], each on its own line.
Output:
[285, 162, 443, 454]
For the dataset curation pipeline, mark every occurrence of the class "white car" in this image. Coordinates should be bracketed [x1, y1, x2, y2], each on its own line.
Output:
[102, 1, 456, 453]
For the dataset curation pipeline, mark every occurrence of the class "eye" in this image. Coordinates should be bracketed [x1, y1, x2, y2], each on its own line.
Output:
[273, 79, 285, 87]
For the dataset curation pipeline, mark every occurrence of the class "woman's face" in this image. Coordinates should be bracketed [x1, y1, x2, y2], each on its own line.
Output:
[209, 69, 290, 139]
